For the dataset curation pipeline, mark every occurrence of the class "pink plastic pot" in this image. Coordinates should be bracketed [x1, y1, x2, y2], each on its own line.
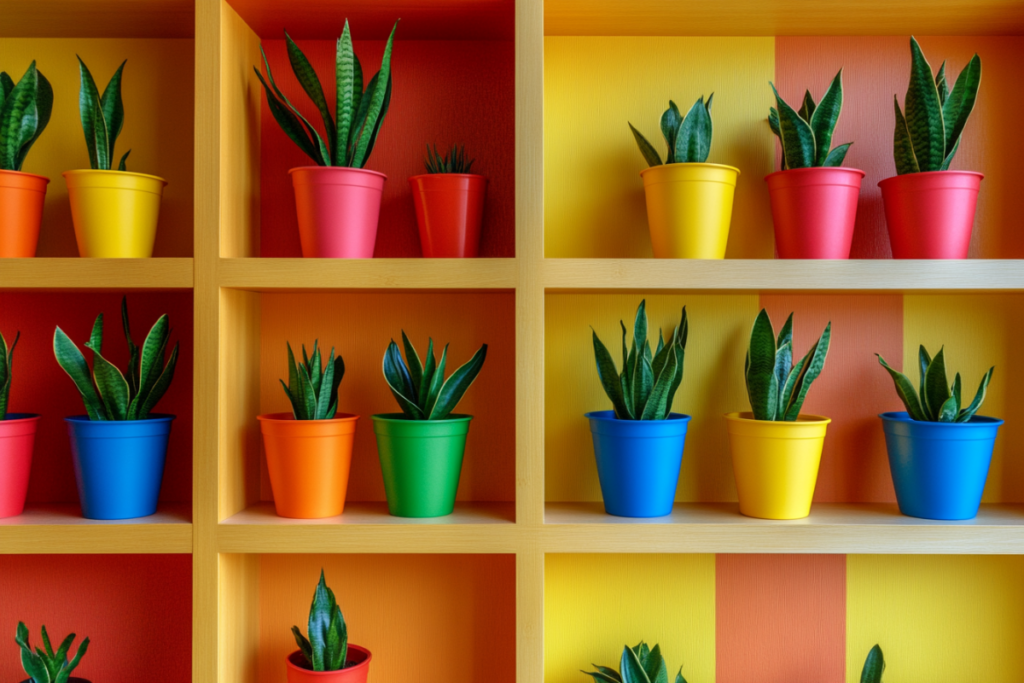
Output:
[286, 646, 372, 683]
[879, 170, 983, 259]
[290, 167, 387, 258]
[766, 167, 864, 259]
[409, 173, 488, 257]
[0, 414, 40, 518]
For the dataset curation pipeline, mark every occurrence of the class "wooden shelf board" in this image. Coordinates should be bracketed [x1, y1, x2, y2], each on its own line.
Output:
[0, 503, 192, 554]
[543, 502, 1024, 554]
[219, 258, 518, 291]
[3, 0, 194, 38]
[544, 259, 1024, 292]
[0, 258, 194, 290]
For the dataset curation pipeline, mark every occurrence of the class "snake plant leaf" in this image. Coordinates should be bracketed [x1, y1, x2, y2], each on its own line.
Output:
[285, 32, 337, 162]
[951, 371, 962, 413]
[88, 350, 130, 420]
[675, 96, 712, 164]
[325, 607, 346, 670]
[307, 571, 332, 671]
[20, 647, 47, 683]
[822, 143, 852, 167]
[99, 60, 126, 158]
[416, 338, 436, 408]
[938, 393, 959, 422]
[286, 342, 301, 401]
[429, 344, 487, 419]
[770, 82, 815, 170]
[640, 345, 677, 420]
[259, 48, 330, 165]
[776, 312, 793, 359]
[768, 107, 788, 170]
[632, 300, 648, 363]
[120, 298, 139, 399]
[660, 100, 683, 164]
[935, 61, 949, 105]
[335, 21, 356, 165]
[941, 53, 981, 161]
[620, 646, 652, 683]
[56, 637, 89, 683]
[137, 314, 170, 405]
[583, 671, 621, 683]
[87, 313, 104, 355]
[704, 92, 713, 113]
[254, 67, 320, 163]
[798, 89, 816, 122]
[54, 326, 107, 420]
[781, 322, 831, 421]
[77, 56, 110, 170]
[350, 21, 397, 169]
[809, 69, 843, 166]
[296, 363, 318, 420]
[632, 642, 650, 666]
[773, 340, 793, 416]
[922, 347, 951, 420]
[940, 136, 960, 171]
[633, 353, 654, 416]
[280, 379, 301, 418]
[292, 626, 313, 664]
[918, 345, 932, 401]
[423, 343, 448, 417]
[957, 366, 993, 422]
[40, 626, 55, 659]
[0, 331, 16, 419]
[644, 643, 669, 683]
[905, 36, 946, 172]
[0, 71, 13, 105]
[629, 122, 662, 167]
[114, 149, 129, 171]
[893, 96, 919, 175]
[877, 354, 927, 421]
[315, 351, 336, 419]
[308, 342, 323, 396]
[357, 72, 391, 169]
[675, 669, 687, 683]
[383, 341, 424, 419]
[746, 309, 779, 420]
[1, 62, 54, 171]
[860, 644, 885, 683]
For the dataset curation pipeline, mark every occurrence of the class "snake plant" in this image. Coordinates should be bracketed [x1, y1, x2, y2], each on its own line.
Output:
[77, 57, 131, 171]
[877, 345, 992, 422]
[592, 300, 687, 420]
[292, 570, 349, 671]
[256, 20, 397, 168]
[0, 62, 53, 171]
[424, 143, 475, 174]
[768, 69, 852, 170]
[629, 95, 713, 167]
[1, 329, 20, 419]
[860, 644, 885, 683]
[745, 309, 831, 421]
[16, 621, 89, 683]
[582, 641, 689, 683]
[382, 332, 487, 420]
[280, 340, 345, 420]
[53, 297, 179, 421]
[894, 37, 981, 174]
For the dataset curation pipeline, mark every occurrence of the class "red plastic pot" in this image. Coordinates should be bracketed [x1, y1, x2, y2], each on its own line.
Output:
[0, 169, 49, 257]
[0, 414, 39, 518]
[879, 170, 983, 259]
[409, 173, 487, 257]
[291, 167, 386, 258]
[766, 167, 864, 259]
[286, 645, 372, 683]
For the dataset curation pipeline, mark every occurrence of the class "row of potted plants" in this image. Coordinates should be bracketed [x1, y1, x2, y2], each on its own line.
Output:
[589, 300, 1000, 522]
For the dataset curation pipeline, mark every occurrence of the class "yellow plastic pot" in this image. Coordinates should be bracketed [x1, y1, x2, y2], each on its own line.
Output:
[64, 170, 167, 257]
[725, 412, 830, 520]
[640, 162, 739, 259]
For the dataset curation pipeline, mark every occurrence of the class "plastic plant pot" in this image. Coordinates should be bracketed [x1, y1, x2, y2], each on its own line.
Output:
[640, 162, 739, 259]
[725, 412, 830, 520]
[409, 173, 488, 257]
[0, 170, 49, 257]
[0, 414, 40, 518]
[879, 170, 983, 259]
[64, 169, 167, 257]
[880, 411, 1002, 520]
[766, 166, 864, 259]
[371, 413, 471, 518]
[286, 645, 372, 683]
[20, 679, 90, 683]
[258, 412, 359, 519]
[586, 410, 691, 518]
[66, 414, 174, 520]
[291, 166, 386, 258]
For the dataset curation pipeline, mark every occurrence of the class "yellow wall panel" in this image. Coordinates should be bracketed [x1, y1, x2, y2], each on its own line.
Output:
[544, 37, 775, 259]
[545, 554, 716, 683]
[847, 555, 1024, 682]
[545, 294, 758, 502]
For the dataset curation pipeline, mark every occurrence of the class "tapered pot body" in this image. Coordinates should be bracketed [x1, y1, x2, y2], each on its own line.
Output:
[766, 167, 864, 259]
[64, 170, 166, 257]
[640, 162, 739, 258]
[409, 173, 487, 257]
[291, 166, 386, 258]
[0, 414, 40, 518]
[879, 170, 982, 259]
[285, 646, 372, 683]
[0, 170, 49, 257]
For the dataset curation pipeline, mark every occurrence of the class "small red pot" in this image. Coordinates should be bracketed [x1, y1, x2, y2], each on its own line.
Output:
[286, 646, 372, 683]
[766, 167, 864, 259]
[409, 173, 487, 257]
[879, 170, 983, 259]
[0, 414, 40, 518]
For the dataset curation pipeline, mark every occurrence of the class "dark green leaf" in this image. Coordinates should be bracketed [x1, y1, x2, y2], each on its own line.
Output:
[877, 354, 927, 421]
[798, 89, 816, 122]
[620, 646, 652, 683]
[923, 347, 951, 421]
[940, 136, 961, 171]
[935, 61, 949, 104]
[424, 343, 448, 417]
[644, 643, 668, 683]
[594, 330, 630, 419]
[957, 366, 993, 422]
[335, 21, 356, 165]
[809, 69, 843, 166]
[660, 101, 683, 164]
[121, 297, 139, 399]
[938, 394, 959, 422]
[286, 32, 336, 163]
[292, 626, 313, 665]
[860, 644, 885, 683]
[782, 321, 831, 421]
[905, 36, 945, 171]
[951, 371, 962, 413]
[942, 53, 981, 160]
[893, 96, 920, 175]
[640, 344, 678, 420]
[745, 309, 778, 420]
[99, 60, 126, 160]
[918, 345, 932, 403]
[0, 72, 13, 106]
[254, 66, 321, 164]
[308, 571, 332, 671]
[629, 122, 662, 167]
[77, 56, 109, 170]
[822, 142, 852, 167]
[383, 341, 424, 419]
[137, 342, 178, 420]
[582, 671, 622, 683]
[315, 350, 336, 420]
[770, 82, 815, 169]
[7, 63, 53, 171]
[675, 95, 712, 164]
[401, 330, 423, 397]
[87, 350, 130, 420]
[350, 21, 397, 168]
[54, 326, 107, 420]
[354, 72, 391, 167]
[774, 341, 793, 417]
[118, 149, 130, 171]
[429, 344, 487, 419]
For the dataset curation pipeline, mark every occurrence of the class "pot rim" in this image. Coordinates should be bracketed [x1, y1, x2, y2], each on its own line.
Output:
[289, 166, 387, 180]
[765, 166, 865, 181]
[877, 169, 984, 188]
[287, 644, 372, 674]
[0, 413, 41, 423]
[640, 161, 741, 177]
[725, 411, 831, 425]
[258, 412, 359, 423]
[370, 412, 472, 423]
[879, 410, 1003, 426]
[62, 168, 168, 185]
[584, 409, 691, 423]
[407, 172, 488, 181]
[0, 168, 50, 183]
[65, 413, 176, 424]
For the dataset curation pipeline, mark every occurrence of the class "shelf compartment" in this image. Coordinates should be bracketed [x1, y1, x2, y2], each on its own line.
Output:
[0, 258, 193, 290]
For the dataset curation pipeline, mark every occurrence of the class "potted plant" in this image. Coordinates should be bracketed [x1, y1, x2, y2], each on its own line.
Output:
[726, 309, 831, 520]
[0, 62, 52, 257]
[53, 297, 179, 520]
[409, 144, 487, 258]
[259, 341, 355, 519]
[583, 641, 691, 683]
[588, 300, 689, 518]
[860, 645, 885, 683]
[287, 570, 371, 683]
[628, 95, 739, 259]
[16, 621, 90, 683]
[879, 37, 982, 258]
[767, 70, 863, 259]
[0, 327, 41, 519]
[877, 345, 998, 520]
[256, 20, 397, 258]
[64, 58, 167, 258]
[374, 332, 487, 517]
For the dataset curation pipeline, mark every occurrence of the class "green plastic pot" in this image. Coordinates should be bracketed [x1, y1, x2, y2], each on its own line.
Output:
[371, 413, 472, 517]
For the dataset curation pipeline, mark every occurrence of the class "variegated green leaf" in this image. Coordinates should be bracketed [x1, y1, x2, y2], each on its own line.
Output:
[904, 36, 945, 171]
[923, 347, 951, 420]
[660, 100, 682, 164]
[429, 344, 487, 419]
[798, 89, 816, 122]
[940, 136, 960, 171]
[1, 61, 53, 171]
[957, 366, 993, 422]
[594, 330, 630, 418]
[256, 49, 327, 165]
[938, 394, 959, 422]
[781, 321, 831, 421]
[770, 82, 815, 169]
[87, 350, 130, 420]
[918, 345, 932, 404]
[382, 341, 423, 419]
[745, 309, 778, 420]
[620, 646, 652, 683]
[285, 32, 336, 163]
[99, 60, 126, 160]
[77, 56, 110, 170]
[54, 326, 107, 420]
[893, 96, 919, 175]
[877, 354, 927, 421]
[860, 644, 885, 683]
[942, 53, 981, 160]
[935, 61, 949, 104]
[822, 142, 852, 167]
[629, 122, 662, 167]
[335, 21, 356, 166]
[674, 95, 712, 164]
[809, 69, 843, 166]
[350, 21, 397, 168]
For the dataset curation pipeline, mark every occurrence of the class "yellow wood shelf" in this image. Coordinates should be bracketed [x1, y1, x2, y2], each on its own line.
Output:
[0, 503, 192, 554]
[0, 258, 194, 290]
[3, 0, 194, 38]
[219, 258, 519, 291]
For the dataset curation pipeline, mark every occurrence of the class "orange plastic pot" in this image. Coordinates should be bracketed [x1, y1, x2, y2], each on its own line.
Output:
[409, 173, 488, 257]
[258, 412, 359, 519]
[0, 170, 49, 257]
[286, 646, 371, 683]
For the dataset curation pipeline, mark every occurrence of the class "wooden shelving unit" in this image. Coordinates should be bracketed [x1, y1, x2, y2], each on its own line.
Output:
[0, 504, 192, 554]
[0, 258, 194, 290]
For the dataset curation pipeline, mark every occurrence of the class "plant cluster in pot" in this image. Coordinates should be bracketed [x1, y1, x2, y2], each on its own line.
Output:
[0, 327, 41, 519]
[0, 62, 53, 258]
[16, 621, 91, 683]
[54, 297, 179, 520]
[259, 340, 357, 519]
[583, 640, 692, 683]
[287, 571, 371, 683]
[256, 21, 397, 259]
[65, 59, 168, 258]
[767, 69, 863, 259]
[877, 345, 998, 520]
[375, 332, 487, 517]
[726, 309, 832, 520]
[410, 144, 488, 258]
[880, 37, 982, 259]
[629, 95, 739, 259]
[588, 300, 690, 518]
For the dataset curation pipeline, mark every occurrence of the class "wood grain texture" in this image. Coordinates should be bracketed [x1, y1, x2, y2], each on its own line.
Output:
[544, 37, 774, 258]
[218, 553, 260, 683]
[846, 555, 1024, 682]
[717, 554, 846, 683]
[0, 39, 194, 257]
[0, 258, 193, 289]
[219, 288, 261, 518]
[0, 504, 192, 554]
[258, 39, 515, 258]
[258, 554, 516, 683]
[2, 0, 194, 38]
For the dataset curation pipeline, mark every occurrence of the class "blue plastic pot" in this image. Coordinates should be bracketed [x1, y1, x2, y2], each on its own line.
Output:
[66, 414, 175, 520]
[880, 411, 1002, 520]
[586, 410, 691, 518]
